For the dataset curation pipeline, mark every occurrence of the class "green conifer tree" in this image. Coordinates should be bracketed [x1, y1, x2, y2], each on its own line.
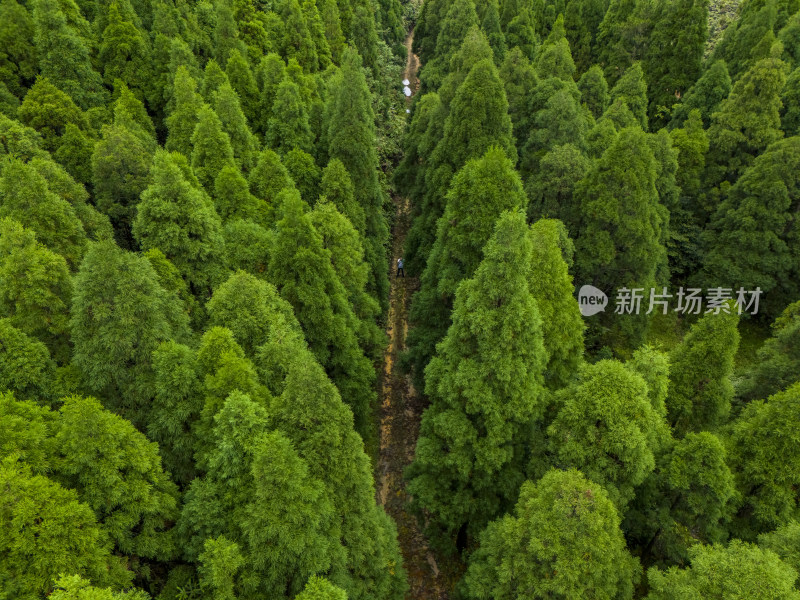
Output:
[191, 104, 237, 191]
[463, 469, 640, 599]
[17, 77, 88, 153]
[98, 0, 151, 94]
[165, 66, 203, 158]
[327, 47, 389, 311]
[609, 61, 649, 129]
[407, 211, 548, 551]
[213, 81, 258, 171]
[267, 78, 314, 154]
[31, 0, 106, 109]
[69, 240, 188, 424]
[669, 59, 731, 128]
[226, 48, 260, 125]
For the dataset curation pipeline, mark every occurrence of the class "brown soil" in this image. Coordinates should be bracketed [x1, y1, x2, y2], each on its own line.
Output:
[375, 29, 453, 600]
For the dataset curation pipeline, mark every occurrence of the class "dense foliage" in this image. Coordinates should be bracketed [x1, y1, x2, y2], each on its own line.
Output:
[1, 0, 799, 596]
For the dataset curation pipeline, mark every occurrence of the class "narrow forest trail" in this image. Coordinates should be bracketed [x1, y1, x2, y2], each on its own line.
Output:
[376, 29, 450, 600]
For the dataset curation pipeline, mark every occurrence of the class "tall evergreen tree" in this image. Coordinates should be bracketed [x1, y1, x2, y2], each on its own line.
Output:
[609, 61, 649, 129]
[546, 360, 665, 510]
[214, 82, 258, 172]
[69, 240, 188, 424]
[701, 136, 800, 315]
[564, 0, 607, 72]
[267, 79, 314, 154]
[191, 104, 237, 191]
[165, 66, 203, 158]
[17, 77, 88, 153]
[133, 150, 226, 295]
[406, 211, 548, 551]
[226, 49, 260, 126]
[327, 46, 388, 311]
[669, 59, 731, 128]
[31, 0, 106, 109]
[463, 469, 640, 599]
[504, 8, 539, 62]
[578, 64, 610, 118]
[267, 190, 376, 437]
[574, 127, 668, 350]
[406, 147, 526, 391]
[534, 14, 576, 81]
[97, 0, 151, 94]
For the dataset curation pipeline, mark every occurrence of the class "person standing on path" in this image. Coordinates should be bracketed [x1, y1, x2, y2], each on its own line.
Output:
[396, 257, 405, 278]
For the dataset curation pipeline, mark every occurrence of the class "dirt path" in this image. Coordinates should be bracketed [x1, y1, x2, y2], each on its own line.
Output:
[376, 29, 450, 600]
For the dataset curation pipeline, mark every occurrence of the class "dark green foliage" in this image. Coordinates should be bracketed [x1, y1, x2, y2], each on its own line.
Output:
[564, 0, 607, 72]
[578, 64, 610, 118]
[504, 8, 539, 62]
[214, 165, 265, 223]
[69, 240, 188, 424]
[643, 0, 708, 127]
[728, 383, 800, 539]
[191, 104, 237, 191]
[574, 127, 668, 350]
[646, 540, 800, 599]
[406, 147, 526, 392]
[91, 120, 153, 247]
[704, 55, 786, 190]
[213, 81, 258, 171]
[327, 47, 388, 311]
[480, 0, 507, 60]
[248, 148, 296, 224]
[526, 143, 592, 232]
[609, 61, 648, 129]
[463, 469, 640, 599]
[0, 157, 87, 269]
[701, 137, 800, 315]
[782, 67, 800, 135]
[226, 49, 260, 125]
[133, 150, 226, 294]
[283, 148, 320, 203]
[407, 211, 548, 551]
[98, 0, 151, 93]
[547, 360, 665, 509]
[670, 59, 732, 128]
[267, 191, 376, 436]
[738, 300, 800, 402]
[321, 157, 363, 232]
[498, 46, 538, 144]
[534, 15, 576, 81]
[32, 0, 106, 109]
[267, 78, 314, 154]
[165, 66, 203, 158]
[0, 0, 37, 98]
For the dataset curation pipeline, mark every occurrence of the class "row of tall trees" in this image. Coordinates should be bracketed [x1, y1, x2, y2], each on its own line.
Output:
[0, 0, 411, 597]
[400, 0, 800, 596]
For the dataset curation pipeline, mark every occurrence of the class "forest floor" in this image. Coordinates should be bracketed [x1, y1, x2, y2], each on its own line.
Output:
[375, 30, 454, 600]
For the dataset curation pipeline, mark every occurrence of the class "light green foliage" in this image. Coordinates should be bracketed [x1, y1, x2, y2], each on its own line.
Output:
[133, 150, 226, 294]
[646, 540, 800, 599]
[527, 219, 584, 389]
[222, 218, 272, 275]
[0, 320, 56, 404]
[547, 360, 664, 509]
[283, 148, 320, 203]
[407, 211, 548, 550]
[309, 199, 384, 360]
[198, 537, 242, 600]
[255, 53, 286, 136]
[728, 383, 800, 538]
[498, 46, 538, 144]
[18, 77, 88, 152]
[226, 49, 260, 126]
[0, 391, 55, 472]
[406, 146, 526, 393]
[326, 46, 388, 311]
[49, 575, 150, 599]
[0, 156, 87, 269]
[267, 190, 375, 436]
[201, 59, 230, 102]
[759, 521, 800, 575]
[51, 395, 178, 560]
[69, 241, 188, 423]
[295, 576, 348, 600]
[214, 165, 265, 223]
[207, 270, 302, 357]
[667, 307, 740, 435]
[0, 218, 71, 356]
[0, 458, 130, 598]
[463, 469, 640, 600]
[738, 300, 800, 402]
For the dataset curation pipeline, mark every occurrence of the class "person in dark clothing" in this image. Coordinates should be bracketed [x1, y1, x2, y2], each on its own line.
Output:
[396, 257, 404, 277]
